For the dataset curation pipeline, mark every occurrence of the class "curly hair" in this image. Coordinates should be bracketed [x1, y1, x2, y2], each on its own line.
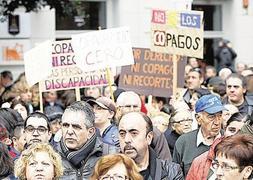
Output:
[14, 143, 63, 180]
[0, 142, 14, 178]
[90, 153, 143, 180]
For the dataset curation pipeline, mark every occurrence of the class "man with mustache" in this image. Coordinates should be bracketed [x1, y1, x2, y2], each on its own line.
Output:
[24, 112, 52, 147]
[116, 91, 172, 160]
[173, 94, 225, 177]
[54, 101, 118, 179]
[118, 112, 183, 180]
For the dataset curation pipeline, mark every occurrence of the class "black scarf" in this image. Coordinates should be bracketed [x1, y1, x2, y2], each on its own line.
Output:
[60, 134, 97, 169]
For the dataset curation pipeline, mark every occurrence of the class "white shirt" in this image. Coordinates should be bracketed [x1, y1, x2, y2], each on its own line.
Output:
[197, 128, 221, 147]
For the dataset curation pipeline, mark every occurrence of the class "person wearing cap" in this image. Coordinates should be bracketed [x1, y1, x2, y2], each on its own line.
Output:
[87, 96, 120, 148]
[44, 106, 64, 146]
[44, 106, 63, 135]
[173, 94, 225, 177]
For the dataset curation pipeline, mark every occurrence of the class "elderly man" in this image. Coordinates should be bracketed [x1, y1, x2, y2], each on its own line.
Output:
[54, 101, 117, 179]
[165, 109, 193, 155]
[119, 112, 183, 180]
[24, 112, 52, 147]
[173, 94, 225, 176]
[116, 91, 172, 160]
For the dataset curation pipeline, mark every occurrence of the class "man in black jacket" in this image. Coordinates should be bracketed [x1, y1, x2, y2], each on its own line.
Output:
[54, 101, 118, 179]
[118, 112, 183, 180]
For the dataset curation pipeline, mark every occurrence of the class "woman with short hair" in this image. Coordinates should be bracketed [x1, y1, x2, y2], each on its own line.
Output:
[213, 134, 253, 180]
[90, 153, 143, 180]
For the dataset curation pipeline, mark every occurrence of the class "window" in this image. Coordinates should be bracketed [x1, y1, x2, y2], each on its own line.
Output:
[56, 1, 106, 30]
[192, 5, 222, 31]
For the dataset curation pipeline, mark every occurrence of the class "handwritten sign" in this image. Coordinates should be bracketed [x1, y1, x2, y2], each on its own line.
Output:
[119, 48, 186, 97]
[71, 27, 135, 72]
[40, 40, 113, 91]
[151, 10, 204, 59]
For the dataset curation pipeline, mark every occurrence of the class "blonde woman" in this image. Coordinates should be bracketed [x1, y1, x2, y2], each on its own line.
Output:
[15, 143, 63, 180]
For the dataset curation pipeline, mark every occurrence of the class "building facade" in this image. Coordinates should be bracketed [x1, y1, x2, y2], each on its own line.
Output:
[1, 0, 253, 79]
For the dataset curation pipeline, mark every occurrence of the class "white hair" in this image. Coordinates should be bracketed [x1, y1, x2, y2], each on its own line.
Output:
[116, 91, 141, 107]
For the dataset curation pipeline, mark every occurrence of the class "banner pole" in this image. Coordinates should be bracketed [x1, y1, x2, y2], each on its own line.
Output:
[106, 67, 115, 102]
[173, 54, 178, 97]
[75, 88, 81, 101]
[39, 82, 43, 112]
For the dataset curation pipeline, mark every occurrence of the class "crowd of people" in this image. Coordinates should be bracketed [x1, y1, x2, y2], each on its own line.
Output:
[0, 58, 253, 180]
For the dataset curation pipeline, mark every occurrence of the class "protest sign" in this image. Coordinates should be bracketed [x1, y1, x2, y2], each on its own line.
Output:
[119, 48, 186, 97]
[40, 40, 113, 92]
[24, 40, 52, 87]
[71, 27, 135, 72]
[151, 9, 204, 59]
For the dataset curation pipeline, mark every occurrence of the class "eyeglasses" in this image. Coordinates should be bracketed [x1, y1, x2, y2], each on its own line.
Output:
[100, 174, 130, 180]
[120, 105, 139, 109]
[119, 105, 140, 112]
[211, 160, 240, 172]
[25, 125, 48, 135]
[172, 119, 193, 124]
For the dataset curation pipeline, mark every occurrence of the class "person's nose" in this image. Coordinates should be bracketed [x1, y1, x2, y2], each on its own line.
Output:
[229, 86, 235, 92]
[66, 126, 74, 135]
[32, 129, 40, 136]
[214, 115, 222, 125]
[215, 165, 224, 178]
[124, 133, 132, 143]
[35, 163, 44, 172]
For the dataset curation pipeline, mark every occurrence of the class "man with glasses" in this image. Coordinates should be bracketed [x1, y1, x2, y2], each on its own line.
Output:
[164, 109, 192, 155]
[54, 101, 118, 179]
[212, 134, 253, 180]
[24, 112, 52, 148]
[173, 94, 225, 177]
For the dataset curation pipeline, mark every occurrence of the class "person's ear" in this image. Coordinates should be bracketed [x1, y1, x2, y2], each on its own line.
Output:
[108, 111, 115, 119]
[195, 113, 202, 125]
[243, 87, 247, 94]
[243, 166, 253, 179]
[47, 131, 52, 141]
[171, 123, 176, 130]
[200, 76, 204, 84]
[87, 127, 96, 139]
[2, 138, 12, 145]
[146, 131, 153, 145]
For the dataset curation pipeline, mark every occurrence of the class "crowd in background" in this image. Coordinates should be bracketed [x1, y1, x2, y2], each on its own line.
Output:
[0, 56, 253, 180]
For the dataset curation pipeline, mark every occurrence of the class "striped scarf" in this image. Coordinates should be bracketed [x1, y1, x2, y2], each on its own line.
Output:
[60, 133, 97, 168]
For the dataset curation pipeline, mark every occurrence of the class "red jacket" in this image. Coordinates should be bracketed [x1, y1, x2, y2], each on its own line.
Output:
[186, 137, 223, 180]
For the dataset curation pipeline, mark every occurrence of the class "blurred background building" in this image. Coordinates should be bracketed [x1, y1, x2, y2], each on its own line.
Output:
[0, 0, 253, 79]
